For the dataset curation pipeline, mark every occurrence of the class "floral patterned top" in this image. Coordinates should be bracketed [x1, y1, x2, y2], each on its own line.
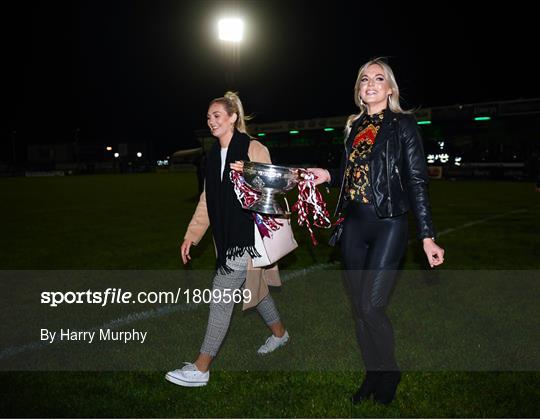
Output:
[344, 111, 385, 203]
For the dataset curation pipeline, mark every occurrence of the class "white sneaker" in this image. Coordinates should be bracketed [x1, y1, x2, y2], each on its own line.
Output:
[257, 330, 290, 355]
[165, 362, 209, 387]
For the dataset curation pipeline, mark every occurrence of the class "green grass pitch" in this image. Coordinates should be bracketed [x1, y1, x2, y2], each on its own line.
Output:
[1, 173, 539, 417]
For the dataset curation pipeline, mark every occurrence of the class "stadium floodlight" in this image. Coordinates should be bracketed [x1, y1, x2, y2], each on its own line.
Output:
[137, 152, 143, 158]
[114, 153, 119, 158]
[218, 18, 244, 42]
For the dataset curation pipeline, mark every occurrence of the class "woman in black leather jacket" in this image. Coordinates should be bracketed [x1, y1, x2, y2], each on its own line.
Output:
[309, 58, 444, 405]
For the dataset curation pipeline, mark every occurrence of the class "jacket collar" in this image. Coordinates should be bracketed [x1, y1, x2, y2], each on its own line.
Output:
[345, 108, 397, 153]
[372, 108, 397, 152]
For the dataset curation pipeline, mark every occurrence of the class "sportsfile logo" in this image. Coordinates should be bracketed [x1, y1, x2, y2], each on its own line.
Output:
[40, 287, 252, 307]
[40, 288, 180, 307]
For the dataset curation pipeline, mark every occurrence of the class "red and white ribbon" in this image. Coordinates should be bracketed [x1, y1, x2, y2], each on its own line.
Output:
[292, 169, 332, 245]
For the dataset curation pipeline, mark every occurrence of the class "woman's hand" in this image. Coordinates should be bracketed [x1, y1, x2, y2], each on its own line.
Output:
[422, 238, 445, 268]
[180, 239, 193, 265]
[230, 160, 244, 172]
[305, 168, 331, 186]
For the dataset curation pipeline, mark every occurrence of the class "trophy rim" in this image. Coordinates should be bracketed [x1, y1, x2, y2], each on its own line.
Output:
[243, 161, 299, 174]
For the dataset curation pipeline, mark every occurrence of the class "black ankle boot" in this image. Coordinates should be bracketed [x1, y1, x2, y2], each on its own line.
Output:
[351, 371, 381, 404]
[374, 371, 401, 405]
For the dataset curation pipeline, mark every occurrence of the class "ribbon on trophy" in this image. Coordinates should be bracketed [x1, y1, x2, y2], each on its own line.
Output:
[230, 169, 331, 245]
[291, 169, 332, 245]
[230, 170, 283, 238]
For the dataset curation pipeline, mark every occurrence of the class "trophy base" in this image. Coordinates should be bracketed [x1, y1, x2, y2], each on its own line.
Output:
[246, 190, 289, 216]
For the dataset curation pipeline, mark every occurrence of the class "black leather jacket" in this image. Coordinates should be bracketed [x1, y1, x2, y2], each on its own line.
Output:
[330, 109, 436, 240]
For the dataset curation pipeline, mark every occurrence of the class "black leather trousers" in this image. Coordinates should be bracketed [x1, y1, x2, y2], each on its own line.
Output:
[341, 202, 408, 371]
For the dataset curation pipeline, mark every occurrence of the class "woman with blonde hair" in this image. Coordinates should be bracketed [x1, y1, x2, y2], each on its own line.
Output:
[309, 58, 444, 405]
[165, 91, 289, 387]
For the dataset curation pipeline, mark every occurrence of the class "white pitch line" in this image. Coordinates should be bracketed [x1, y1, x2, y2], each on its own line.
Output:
[0, 207, 531, 362]
[433, 208, 527, 237]
[408, 208, 527, 244]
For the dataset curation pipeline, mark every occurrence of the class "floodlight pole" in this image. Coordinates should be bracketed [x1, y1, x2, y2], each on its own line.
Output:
[218, 18, 243, 89]
[224, 44, 240, 88]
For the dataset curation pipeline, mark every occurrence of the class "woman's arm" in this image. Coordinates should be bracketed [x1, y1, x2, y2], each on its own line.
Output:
[401, 116, 436, 240]
[181, 189, 210, 264]
[230, 140, 272, 172]
[401, 116, 444, 267]
[249, 140, 272, 164]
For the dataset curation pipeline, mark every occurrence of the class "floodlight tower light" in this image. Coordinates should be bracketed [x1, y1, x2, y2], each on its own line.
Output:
[218, 18, 244, 42]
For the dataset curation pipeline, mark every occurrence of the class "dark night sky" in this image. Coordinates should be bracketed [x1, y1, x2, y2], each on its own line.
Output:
[6, 1, 539, 156]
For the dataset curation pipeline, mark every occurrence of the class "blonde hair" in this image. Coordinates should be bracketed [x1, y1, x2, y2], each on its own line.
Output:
[209, 91, 252, 135]
[345, 57, 412, 138]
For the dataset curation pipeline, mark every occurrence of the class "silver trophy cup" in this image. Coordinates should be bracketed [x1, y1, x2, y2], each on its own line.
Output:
[242, 162, 300, 215]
